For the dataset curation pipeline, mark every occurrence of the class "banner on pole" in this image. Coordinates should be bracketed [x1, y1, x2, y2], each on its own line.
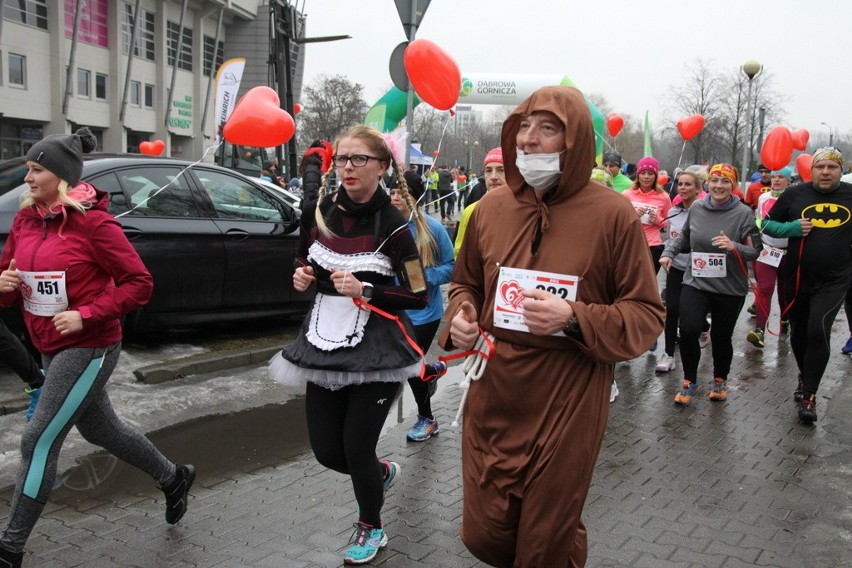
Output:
[213, 58, 246, 143]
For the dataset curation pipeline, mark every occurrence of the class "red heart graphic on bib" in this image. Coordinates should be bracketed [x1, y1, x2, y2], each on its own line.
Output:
[500, 280, 525, 309]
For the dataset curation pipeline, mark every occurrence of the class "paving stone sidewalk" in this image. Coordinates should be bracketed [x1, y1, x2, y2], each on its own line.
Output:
[1, 305, 851, 567]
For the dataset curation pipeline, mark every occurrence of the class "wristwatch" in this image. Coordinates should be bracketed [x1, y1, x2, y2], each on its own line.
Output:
[360, 282, 374, 301]
[564, 314, 580, 335]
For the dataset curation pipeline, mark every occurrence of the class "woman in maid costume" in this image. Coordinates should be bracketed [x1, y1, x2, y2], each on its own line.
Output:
[269, 124, 427, 565]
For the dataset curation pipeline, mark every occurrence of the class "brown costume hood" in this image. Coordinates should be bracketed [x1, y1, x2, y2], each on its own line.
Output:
[502, 86, 595, 206]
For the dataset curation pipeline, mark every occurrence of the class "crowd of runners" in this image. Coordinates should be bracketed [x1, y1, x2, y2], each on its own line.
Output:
[2, 84, 851, 567]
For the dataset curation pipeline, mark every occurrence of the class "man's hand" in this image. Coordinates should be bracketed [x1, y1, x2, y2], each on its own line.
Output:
[799, 218, 813, 236]
[521, 288, 574, 336]
[659, 256, 673, 273]
[450, 301, 479, 350]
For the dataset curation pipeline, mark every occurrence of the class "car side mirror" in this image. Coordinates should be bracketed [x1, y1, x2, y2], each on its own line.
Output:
[278, 202, 299, 232]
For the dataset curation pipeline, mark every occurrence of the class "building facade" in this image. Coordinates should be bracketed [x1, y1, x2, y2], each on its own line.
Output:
[0, 0, 299, 162]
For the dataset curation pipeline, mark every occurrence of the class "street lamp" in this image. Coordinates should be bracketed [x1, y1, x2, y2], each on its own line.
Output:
[739, 59, 763, 191]
[820, 122, 835, 146]
[465, 140, 479, 169]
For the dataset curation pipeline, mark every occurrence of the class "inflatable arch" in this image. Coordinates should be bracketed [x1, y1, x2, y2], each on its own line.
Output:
[364, 73, 606, 162]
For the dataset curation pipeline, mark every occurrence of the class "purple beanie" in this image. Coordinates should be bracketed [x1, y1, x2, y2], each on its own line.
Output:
[636, 156, 659, 176]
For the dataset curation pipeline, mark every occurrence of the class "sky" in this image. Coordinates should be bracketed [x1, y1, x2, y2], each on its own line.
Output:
[299, 0, 851, 143]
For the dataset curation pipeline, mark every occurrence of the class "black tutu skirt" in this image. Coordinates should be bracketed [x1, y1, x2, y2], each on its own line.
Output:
[270, 295, 423, 391]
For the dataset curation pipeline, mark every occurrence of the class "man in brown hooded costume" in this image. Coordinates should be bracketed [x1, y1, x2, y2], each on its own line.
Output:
[439, 86, 664, 566]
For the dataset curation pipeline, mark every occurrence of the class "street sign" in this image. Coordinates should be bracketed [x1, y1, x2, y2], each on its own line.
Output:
[394, 0, 430, 38]
[389, 41, 410, 91]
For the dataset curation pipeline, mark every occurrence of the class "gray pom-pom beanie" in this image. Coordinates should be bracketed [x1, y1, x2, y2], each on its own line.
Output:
[26, 127, 97, 186]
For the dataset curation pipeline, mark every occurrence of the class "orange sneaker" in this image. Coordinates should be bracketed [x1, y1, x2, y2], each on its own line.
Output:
[708, 378, 728, 401]
[674, 380, 696, 405]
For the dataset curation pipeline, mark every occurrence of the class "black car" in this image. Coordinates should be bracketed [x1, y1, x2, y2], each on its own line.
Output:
[0, 155, 312, 334]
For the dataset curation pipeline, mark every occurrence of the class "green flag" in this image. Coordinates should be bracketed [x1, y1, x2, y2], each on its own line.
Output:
[643, 111, 653, 157]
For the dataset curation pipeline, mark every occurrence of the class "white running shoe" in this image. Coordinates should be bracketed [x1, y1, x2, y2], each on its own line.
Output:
[610, 380, 619, 403]
[699, 331, 711, 349]
[655, 353, 675, 373]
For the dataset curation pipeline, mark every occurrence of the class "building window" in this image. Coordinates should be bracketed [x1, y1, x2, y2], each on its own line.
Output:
[121, 2, 155, 61]
[95, 73, 107, 100]
[77, 68, 90, 98]
[144, 83, 154, 109]
[3, 0, 48, 30]
[203, 36, 224, 77]
[8, 53, 26, 87]
[130, 80, 141, 107]
[167, 21, 193, 72]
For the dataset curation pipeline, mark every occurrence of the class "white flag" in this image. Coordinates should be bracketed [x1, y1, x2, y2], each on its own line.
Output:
[213, 58, 246, 143]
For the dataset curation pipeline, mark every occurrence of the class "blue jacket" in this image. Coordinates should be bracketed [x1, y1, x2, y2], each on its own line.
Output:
[404, 215, 454, 325]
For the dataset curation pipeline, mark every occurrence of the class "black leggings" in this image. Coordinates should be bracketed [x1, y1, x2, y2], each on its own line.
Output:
[788, 288, 846, 398]
[664, 268, 710, 357]
[663, 268, 685, 356]
[678, 286, 744, 382]
[305, 380, 401, 527]
[0, 319, 42, 386]
[407, 319, 441, 419]
[649, 245, 664, 276]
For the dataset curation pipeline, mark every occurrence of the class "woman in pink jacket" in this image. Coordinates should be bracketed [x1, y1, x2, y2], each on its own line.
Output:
[623, 156, 672, 352]
[0, 128, 194, 568]
[623, 156, 673, 273]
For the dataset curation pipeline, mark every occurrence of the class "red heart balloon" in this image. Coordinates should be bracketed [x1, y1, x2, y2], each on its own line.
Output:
[223, 86, 295, 147]
[139, 140, 165, 156]
[791, 128, 810, 151]
[796, 153, 813, 182]
[677, 114, 705, 141]
[293, 103, 302, 115]
[404, 39, 461, 111]
[760, 126, 793, 171]
[606, 113, 624, 137]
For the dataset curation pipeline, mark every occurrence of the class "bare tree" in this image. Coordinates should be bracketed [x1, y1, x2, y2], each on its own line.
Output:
[665, 59, 727, 165]
[298, 75, 369, 147]
[662, 59, 787, 174]
[718, 70, 787, 173]
[409, 104, 447, 155]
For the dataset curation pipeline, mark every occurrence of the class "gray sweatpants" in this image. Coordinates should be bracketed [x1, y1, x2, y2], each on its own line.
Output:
[0, 343, 176, 553]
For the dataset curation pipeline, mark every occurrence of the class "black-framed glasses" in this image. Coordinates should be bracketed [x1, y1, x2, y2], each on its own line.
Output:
[332, 154, 382, 167]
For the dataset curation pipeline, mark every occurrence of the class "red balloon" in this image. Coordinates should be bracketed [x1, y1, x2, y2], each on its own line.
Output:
[791, 128, 810, 151]
[223, 86, 295, 147]
[796, 153, 813, 182]
[760, 126, 794, 171]
[677, 114, 705, 141]
[403, 39, 461, 111]
[139, 140, 165, 156]
[432, 150, 440, 156]
[293, 103, 303, 115]
[606, 113, 624, 137]
[658, 174, 670, 187]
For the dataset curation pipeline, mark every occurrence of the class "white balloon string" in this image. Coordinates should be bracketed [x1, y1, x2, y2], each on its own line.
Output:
[676, 140, 687, 169]
[116, 142, 222, 218]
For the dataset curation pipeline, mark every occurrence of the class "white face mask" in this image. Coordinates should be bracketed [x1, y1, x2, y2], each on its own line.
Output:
[516, 148, 564, 190]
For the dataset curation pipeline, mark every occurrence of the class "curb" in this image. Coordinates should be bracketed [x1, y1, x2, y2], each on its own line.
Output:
[133, 345, 282, 384]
